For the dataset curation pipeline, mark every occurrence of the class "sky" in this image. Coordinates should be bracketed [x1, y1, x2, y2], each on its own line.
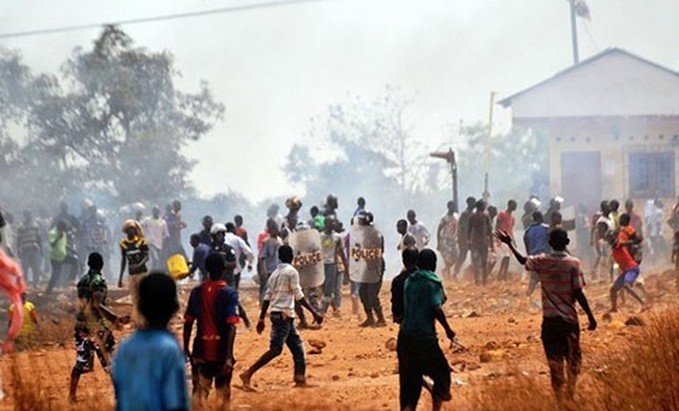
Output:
[1, 0, 678, 202]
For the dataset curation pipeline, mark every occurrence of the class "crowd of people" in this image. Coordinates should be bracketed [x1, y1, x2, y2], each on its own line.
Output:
[0, 191, 677, 410]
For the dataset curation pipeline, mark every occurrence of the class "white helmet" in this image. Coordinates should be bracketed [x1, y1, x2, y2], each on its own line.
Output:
[210, 223, 227, 235]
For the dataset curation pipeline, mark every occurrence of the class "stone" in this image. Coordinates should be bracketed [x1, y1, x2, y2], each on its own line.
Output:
[385, 337, 397, 352]
[625, 316, 646, 326]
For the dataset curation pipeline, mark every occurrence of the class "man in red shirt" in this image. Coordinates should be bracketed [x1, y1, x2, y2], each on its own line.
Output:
[495, 200, 517, 281]
[183, 253, 240, 407]
[607, 214, 648, 313]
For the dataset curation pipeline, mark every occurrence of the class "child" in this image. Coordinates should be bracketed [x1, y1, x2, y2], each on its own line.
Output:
[112, 272, 189, 411]
[69, 253, 116, 402]
[8, 293, 38, 348]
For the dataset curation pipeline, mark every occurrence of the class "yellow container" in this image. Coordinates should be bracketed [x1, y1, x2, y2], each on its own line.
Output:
[166, 253, 190, 280]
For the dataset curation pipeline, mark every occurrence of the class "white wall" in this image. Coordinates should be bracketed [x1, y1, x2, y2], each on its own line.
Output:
[511, 51, 679, 118]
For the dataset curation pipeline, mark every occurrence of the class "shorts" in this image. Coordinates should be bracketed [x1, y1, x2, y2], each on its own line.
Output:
[612, 265, 640, 291]
[72, 331, 114, 375]
[192, 360, 232, 401]
[541, 317, 581, 379]
[397, 334, 451, 409]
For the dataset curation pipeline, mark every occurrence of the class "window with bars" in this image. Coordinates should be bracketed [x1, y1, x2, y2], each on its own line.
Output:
[629, 152, 675, 198]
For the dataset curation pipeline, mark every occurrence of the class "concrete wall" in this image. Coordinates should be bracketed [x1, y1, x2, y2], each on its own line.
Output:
[514, 116, 679, 207]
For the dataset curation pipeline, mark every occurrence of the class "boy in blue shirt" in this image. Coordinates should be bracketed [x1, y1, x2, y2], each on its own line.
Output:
[112, 273, 189, 411]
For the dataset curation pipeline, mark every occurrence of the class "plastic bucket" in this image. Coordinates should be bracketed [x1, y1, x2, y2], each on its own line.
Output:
[166, 253, 189, 280]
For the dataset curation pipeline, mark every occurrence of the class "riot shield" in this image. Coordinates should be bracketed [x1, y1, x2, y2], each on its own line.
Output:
[288, 229, 324, 288]
[348, 224, 383, 284]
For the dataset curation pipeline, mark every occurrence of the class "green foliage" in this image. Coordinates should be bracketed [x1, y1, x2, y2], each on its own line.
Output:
[0, 25, 223, 210]
[453, 123, 550, 204]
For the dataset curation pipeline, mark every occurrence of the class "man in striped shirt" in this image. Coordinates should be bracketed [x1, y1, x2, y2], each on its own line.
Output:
[497, 228, 597, 402]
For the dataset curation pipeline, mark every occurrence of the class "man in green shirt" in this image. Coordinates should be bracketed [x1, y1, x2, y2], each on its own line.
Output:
[398, 249, 456, 411]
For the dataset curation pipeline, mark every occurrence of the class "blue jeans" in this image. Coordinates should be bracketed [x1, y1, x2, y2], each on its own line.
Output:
[321, 264, 342, 312]
[244, 312, 306, 382]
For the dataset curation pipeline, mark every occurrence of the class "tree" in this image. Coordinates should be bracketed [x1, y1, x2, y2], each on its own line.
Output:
[448, 123, 549, 204]
[285, 87, 430, 220]
[8, 25, 224, 208]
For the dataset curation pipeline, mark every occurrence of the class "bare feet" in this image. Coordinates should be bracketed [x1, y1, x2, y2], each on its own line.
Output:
[239, 373, 257, 392]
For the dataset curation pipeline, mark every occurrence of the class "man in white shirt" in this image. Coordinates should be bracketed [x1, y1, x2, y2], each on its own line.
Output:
[407, 210, 430, 250]
[141, 206, 168, 269]
[239, 245, 323, 391]
[225, 222, 255, 290]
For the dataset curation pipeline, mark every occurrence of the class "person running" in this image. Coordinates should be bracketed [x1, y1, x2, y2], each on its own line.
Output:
[112, 273, 189, 411]
[239, 245, 324, 391]
[453, 197, 476, 277]
[495, 200, 517, 281]
[16, 210, 43, 287]
[225, 222, 255, 290]
[397, 219, 417, 251]
[607, 214, 648, 312]
[141, 206, 169, 270]
[390, 248, 419, 324]
[436, 201, 458, 279]
[468, 200, 493, 286]
[8, 292, 38, 348]
[497, 228, 597, 401]
[117, 220, 149, 324]
[398, 249, 456, 411]
[319, 216, 348, 316]
[69, 253, 115, 402]
[184, 253, 239, 406]
[407, 210, 430, 250]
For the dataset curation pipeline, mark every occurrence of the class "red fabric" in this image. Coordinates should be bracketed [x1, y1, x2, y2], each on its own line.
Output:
[0, 249, 26, 352]
[201, 280, 227, 361]
[496, 210, 515, 234]
[612, 229, 638, 271]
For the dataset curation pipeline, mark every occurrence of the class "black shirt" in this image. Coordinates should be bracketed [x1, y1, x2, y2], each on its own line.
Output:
[390, 266, 418, 324]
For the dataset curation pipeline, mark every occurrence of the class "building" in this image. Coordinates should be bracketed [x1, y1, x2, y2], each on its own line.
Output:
[499, 48, 679, 213]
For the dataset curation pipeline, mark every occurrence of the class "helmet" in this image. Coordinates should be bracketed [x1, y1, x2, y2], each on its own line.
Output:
[210, 223, 227, 235]
[356, 210, 374, 225]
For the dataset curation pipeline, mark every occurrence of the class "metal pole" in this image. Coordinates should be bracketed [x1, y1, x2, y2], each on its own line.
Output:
[450, 149, 458, 212]
[569, 0, 580, 64]
[483, 92, 496, 202]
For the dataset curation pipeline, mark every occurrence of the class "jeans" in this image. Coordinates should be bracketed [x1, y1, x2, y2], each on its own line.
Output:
[359, 280, 383, 320]
[321, 264, 342, 312]
[398, 334, 451, 409]
[470, 245, 489, 285]
[244, 312, 306, 382]
[148, 245, 162, 270]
